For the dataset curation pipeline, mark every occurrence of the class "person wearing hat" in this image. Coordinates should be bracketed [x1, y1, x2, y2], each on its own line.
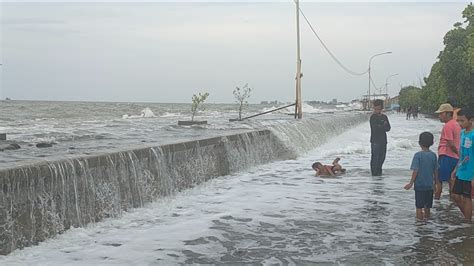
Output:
[435, 103, 461, 200]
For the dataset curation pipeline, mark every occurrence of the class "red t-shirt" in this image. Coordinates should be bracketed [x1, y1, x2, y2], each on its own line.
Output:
[438, 119, 461, 159]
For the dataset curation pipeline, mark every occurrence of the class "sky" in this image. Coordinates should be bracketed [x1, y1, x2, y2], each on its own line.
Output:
[0, 1, 470, 103]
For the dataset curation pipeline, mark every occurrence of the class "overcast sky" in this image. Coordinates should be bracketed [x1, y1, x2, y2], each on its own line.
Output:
[0, 1, 470, 103]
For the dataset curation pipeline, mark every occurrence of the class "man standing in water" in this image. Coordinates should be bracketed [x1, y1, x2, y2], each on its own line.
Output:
[370, 99, 391, 176]
[435, 103, 461, 200]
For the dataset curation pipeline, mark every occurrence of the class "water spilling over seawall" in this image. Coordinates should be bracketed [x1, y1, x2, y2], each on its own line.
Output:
[0, 113, 367, 255]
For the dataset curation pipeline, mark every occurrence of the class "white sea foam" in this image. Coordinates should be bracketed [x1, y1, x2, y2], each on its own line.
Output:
[4, 114, 468, 265]
[260, 103, 333, 114]
[122, 108, 156, 119]
[160, 112, 182, 118]
[31, 136, 57, 144]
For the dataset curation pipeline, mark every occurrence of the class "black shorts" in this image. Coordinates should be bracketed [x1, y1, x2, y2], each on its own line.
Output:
[415, 190, 433, 209]
[453, 178, 472, 198]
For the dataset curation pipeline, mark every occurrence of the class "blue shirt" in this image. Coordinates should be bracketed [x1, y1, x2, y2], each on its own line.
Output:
[410, 150, 437, 191]
[456, 129, 474, 181]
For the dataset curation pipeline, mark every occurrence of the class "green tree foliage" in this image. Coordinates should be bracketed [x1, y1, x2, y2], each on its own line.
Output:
[398, 86, 422, 109]
[421, 62, 448, 112]
[418, 3, 474, 112]
[191, 92, 209, 121]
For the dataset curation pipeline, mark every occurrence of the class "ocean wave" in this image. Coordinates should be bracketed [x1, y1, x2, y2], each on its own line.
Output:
[31, 136, 57, 144]
[122, 108, 156, 119]
[259, 103, 343, 114]
[160, 112, 182, 118]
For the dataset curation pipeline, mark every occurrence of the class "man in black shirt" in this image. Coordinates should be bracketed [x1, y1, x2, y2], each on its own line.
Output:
[370, 99, 391, 176]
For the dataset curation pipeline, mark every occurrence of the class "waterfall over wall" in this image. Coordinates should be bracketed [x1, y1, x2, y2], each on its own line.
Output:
[263, 114, 367, 154]
[0, 112, 368, 255]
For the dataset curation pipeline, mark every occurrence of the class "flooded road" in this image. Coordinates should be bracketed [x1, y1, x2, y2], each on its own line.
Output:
[2, 114, 474, 265]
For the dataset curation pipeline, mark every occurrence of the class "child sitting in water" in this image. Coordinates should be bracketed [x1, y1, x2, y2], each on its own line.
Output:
[312, 157, 346, 177]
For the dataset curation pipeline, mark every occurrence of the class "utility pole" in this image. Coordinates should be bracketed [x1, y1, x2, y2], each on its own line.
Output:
[295, 0, 302, 119]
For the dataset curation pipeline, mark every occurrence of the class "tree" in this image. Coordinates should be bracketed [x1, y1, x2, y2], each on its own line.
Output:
[420, 62, 448, 112]
[398, 86, 422, 110]
[190, 92, 209, 121]
[233, 84, 252, 121]
[420, 3, 474, 112]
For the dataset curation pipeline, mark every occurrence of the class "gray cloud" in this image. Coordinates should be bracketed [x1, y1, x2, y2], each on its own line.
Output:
[0, 2, 470, 103]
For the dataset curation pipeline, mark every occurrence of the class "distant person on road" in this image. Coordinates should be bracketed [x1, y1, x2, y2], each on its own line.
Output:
[370, 99, 391, 176]
[412, 106, 419, 119]
[404, 132, 439, 221]
[312, 157, 346, 177]
[406, 106, 412, 120]
[450, 108, 474, 222]
[435, 103, 461, 200]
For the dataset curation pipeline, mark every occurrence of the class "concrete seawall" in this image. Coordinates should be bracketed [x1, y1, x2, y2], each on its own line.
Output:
[0, 130, 295, 255]
[0, 113, 369, 255]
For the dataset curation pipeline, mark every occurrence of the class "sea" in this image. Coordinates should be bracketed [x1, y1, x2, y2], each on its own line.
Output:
[0, 100, 355, 169]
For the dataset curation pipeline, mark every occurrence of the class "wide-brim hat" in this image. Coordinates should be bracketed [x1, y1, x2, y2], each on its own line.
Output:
[434, 103, 454, 113]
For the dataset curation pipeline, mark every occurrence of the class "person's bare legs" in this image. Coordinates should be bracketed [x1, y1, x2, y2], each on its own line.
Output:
[332, 158, 345, 173]
[434, 183, 441, 200]
[452, 193, 463, 211]
[434, 180, 453, 200]
[448, 179, 454, 199]
[424, 208, 431, 220]
[461, 197, 472, 222]
[434, 183, 442, 200]
[416, 208, 424, 220]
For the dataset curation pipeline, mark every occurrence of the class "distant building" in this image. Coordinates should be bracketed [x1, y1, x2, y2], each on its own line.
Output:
[386, 95, 400, 110]
[388, 95, 399, 105]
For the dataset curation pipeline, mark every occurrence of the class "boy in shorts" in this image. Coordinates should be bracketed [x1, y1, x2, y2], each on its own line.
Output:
[404, 132, 439, 220]
[451, 108, 474, 222]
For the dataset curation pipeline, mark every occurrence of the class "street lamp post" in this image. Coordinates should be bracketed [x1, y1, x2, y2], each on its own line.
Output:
[384, 73, 399, 96]
[368, 52, 392, 108]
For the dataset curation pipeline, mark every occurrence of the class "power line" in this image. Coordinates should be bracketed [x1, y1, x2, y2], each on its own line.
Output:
[295, 1, 369, 76]
[370, 75, 382, 92]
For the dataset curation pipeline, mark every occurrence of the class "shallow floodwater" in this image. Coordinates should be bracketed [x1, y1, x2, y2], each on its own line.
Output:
[2, 114, 474, 264]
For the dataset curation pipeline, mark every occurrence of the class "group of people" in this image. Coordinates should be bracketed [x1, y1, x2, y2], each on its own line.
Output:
[405, 106, 419, 120]
[312, 98, 474, 222]
[377, 98, 474, 222]
[396, 106, 419, 119]
[404, 101, 474, 222]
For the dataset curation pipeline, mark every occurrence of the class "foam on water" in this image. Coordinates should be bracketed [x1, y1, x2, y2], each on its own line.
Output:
[122, 108, 156, 119]
[260, 103, 338, 114]
[160, 112, 182, 118]
[3, 114, 473, 264]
